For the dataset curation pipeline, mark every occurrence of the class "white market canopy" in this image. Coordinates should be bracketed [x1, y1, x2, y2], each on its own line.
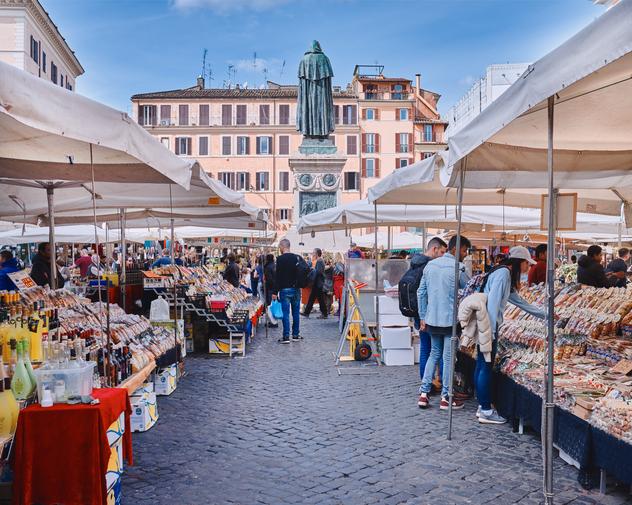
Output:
[0, 61, 192, 188]
[443, 1, 632, 197]
[0, 225, 118, 246]
[355, 231, 426, 250]
[298, 199, 625, 235]
[124, 227, 276, 242]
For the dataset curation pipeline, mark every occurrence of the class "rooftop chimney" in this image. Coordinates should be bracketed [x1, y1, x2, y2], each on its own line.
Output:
[197, 75, 205, 89]
[415, 73, 421, 94]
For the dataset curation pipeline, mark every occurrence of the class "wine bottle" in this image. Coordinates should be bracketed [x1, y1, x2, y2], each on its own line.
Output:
[22, 340, 36, 394]
[11, 340, 33, 400]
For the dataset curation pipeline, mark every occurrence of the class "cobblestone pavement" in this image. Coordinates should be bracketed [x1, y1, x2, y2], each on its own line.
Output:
[122, 317, 632, 505]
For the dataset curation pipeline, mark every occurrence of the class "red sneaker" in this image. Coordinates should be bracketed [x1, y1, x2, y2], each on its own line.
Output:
[417, 394, 429, 409]
[440, 397, 464, 410]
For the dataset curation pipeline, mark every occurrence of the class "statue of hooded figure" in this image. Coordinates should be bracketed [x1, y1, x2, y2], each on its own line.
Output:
[297, 40, 335, 138]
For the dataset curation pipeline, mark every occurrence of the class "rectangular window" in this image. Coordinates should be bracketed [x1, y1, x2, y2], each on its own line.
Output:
[277, 208, 291, 221]
[259, 104, 270, 125]
[236, 104, 247, 125]
[42, 52, 46, 72]
[175, 137, 192, 156]
[342, 105, 357, 125]
[365, 133, 376, 154]
[51, 63, 57, 84]
[199, 104, 209, 126]
[346, 135, 357, 155]
[398, 158, 409, 168]
[222, 136, 232, 155]
[140, 105, 157, 126]
[237, 136, 250, 155]
[178, 104, 189, 126]
[399, 108, 409, 121]
[255, 172, 270, 191]
[160, 137, 170, 150]
[365, 108, 375, 120]
[279, 104, 290, 125]
[236, 172, 250, 191]
[60, 74, 64, 88]
[198, 136, 209, 156]
[222, 104, 232, 126]
[392, 84, 404, 100]
[256, 136, 272, 155]
[160, 105, 171, 125]
[279, 171, 290, 191]
[30, 36, 39, 64]
[365, 159, 376, 178]
[399, 133, 409, 153]
[278, 135, 290, 155]
[219, 172, 235, 189]
[334, 105, 340, 125]
[424, 124, 433, 142]
[423, 152, 433, 159]
[344, 172, 359, 191]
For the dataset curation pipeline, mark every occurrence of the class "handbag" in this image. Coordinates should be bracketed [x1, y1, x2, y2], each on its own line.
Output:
[270, 300, 283, 319]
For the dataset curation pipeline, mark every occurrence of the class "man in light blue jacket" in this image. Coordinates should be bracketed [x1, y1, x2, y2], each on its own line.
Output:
[417, 235, 471, 410]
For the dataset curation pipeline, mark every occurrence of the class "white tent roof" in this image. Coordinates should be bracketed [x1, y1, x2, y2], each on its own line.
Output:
[122, 227, 275, 242]
[443, 0, 632, 196]
[355, 231, 425, 250]
[298, 199, 624, 235]
[0, 61, 192, 188]
[0, 225, 116, 246]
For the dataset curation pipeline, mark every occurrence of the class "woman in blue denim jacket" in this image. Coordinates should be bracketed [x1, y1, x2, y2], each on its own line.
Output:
[477, 246, 546, 425]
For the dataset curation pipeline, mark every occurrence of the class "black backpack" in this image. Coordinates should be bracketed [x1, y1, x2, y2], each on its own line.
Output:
[295, 255, 312, 288]
[398, 264, 425, 318]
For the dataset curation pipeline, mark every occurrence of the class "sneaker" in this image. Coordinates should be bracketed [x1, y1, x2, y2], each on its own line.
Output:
[478, 410, 507, 425]
[278, 338, 290, 345]
[300, 312, 310, 318]
[440, 397, 464, 410]
[291, 335, 302, 341]
[417, 394, 429, 409]
[476, 406, 482, 418]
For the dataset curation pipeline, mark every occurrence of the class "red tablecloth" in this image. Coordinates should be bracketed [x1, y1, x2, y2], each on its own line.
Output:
[11, 388, 133, 505]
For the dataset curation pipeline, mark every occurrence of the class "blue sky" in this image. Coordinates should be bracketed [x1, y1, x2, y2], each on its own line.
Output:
[45, 0, 605, 115]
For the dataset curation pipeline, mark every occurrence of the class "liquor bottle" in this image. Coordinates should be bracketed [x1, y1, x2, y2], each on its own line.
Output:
[29, 303, 43, 362]
[11, 340, 33, 400]
[22, 340, 37, 394]
[0, 351, 18, 435]
[9, 339, 17, 375]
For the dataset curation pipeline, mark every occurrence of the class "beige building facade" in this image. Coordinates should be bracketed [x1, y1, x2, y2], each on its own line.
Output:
[132, 66, 446, 230]
[0, 0, 83, 89]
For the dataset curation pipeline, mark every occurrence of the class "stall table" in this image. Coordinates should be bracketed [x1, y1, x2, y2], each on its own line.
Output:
[11, 388, 132, 505]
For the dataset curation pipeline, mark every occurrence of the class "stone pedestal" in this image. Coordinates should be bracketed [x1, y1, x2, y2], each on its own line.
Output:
[289, 137, 347, 220]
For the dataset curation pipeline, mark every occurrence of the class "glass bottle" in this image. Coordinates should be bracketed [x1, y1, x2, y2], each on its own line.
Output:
[11, 340, 33, 400]
[23, 340, 37, 393]
[0, 350, 18, 435]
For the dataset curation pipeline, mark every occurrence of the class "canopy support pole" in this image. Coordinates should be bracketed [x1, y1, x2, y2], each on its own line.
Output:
[374, 203, 380, 351]
[46, 186, 56, 289]
[447, 166, 465, 441]
[387, 226, 392, 251]
[169, 184, 179, 384]
[543, 95, 556, 505]
[422, 225, 427, 251]
[120, 208, 127, 311]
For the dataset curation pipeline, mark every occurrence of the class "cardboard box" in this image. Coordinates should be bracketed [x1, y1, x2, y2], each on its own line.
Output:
[572, 404, 593, 421]
[130, 392, 159, 432]
[375, 295, 401, 315]
[380, 326, 412, 349]
[381, 348, 415, 366]
[379, 314, 410, 328]
[154, 364, 177, 396]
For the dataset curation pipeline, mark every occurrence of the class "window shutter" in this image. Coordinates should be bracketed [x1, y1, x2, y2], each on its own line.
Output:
[187, 138, 192, 154]
[179, 105, 188, 126]
[361, 133, 367, 154]
[256, 137, 261, 155]
[351, 105, 357, 124]
[245, 137, 250, 155]
[160, 105, 171, 123]
[199, 104, 209, 125]
[279, 104, 289, 125]
[375, 159, 381, 178]
[395, 108, 400, 121]
[151, 106, 157, 126]
[361, 159, 367, 178]
[409, 157, 414, 166]
[138, 106, 144, 126]
[175, 138, 180, 155]
[347, 135, 356, 155]
[222, 104, 232, 125]
[246, 173, 251, 190]
[260, 104, 270, 125]
[375, 134, 380, 154]
[222, 136, 231, 155]
[334, 106, 340, 125]
[408, 108, 413, 120]
[279, 135, 289, 155]
[361, 108, 366, 120]
[268, 136, 273, 153]
[395, 133, 401, 153]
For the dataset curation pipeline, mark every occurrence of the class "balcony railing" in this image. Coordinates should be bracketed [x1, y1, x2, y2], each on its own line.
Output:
[417, 133, 445, 144]
[360, 92, 411, 100]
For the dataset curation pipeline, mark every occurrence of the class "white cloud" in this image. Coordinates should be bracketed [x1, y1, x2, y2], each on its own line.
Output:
[171, 0, 293, 13]
[231, 57, 282, 73]
[459, 75, 475, 86]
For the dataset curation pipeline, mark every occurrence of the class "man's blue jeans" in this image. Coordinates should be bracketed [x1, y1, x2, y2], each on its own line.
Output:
[475, 339, 498, 411]
[279, 287, 301, 339]
[419, 331, 443, 382]
[420, 328, 452, 398]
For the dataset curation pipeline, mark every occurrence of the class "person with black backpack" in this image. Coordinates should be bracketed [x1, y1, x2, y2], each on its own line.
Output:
[273, 239, 311, 344]
[398, 237, 447, 395]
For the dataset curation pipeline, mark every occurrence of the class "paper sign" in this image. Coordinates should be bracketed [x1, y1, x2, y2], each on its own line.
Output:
[8, 270, 37, 291]
[540, 193, 577, 231]
[207, 197, 220, 205]
[611, 359, 632, 376]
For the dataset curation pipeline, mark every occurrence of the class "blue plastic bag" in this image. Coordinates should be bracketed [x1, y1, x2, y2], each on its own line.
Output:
[270, 300, 283, 319]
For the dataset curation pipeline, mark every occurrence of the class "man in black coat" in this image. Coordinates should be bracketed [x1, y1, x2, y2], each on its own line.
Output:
[302, 248, 327, 318]
[222, 254, 240, 288]
[577, 245, 620, 288]
[31, 242, 65, 288]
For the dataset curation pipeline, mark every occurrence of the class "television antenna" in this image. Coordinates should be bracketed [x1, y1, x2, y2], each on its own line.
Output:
[201, 48, 208, 81]
[280, 59, 286, 79]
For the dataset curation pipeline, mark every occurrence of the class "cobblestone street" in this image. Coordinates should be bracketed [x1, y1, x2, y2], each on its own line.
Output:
[122, 317, 632, 505]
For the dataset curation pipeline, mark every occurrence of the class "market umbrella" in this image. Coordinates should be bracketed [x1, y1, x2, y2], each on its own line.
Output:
[0, 225, 113, 246]
[441, 3, 632, 502]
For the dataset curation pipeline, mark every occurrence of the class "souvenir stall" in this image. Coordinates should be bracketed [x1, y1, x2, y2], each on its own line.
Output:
[0, 60, 194, 505]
